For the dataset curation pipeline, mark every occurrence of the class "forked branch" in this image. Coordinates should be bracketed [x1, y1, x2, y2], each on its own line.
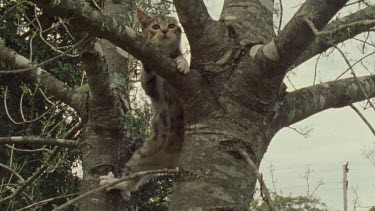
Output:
[253, 0, 349, 75]
[293, 5, 375, 69]
[30, 0, 201, 100]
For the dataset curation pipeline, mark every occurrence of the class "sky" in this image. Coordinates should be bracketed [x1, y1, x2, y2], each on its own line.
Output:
[201, 0, 375, 210]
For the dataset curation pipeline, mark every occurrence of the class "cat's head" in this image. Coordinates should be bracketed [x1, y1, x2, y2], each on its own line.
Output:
[137, 9, 181, 56]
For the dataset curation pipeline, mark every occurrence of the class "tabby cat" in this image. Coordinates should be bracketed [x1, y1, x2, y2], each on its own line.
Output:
[99, 9, 189, 195]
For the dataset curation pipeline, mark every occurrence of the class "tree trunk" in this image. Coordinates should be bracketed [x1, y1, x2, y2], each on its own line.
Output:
[5, 0, 375, 210]
[171, 119, 260, 210]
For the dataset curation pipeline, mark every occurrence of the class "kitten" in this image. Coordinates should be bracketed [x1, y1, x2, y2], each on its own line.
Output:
[99, 9, 189, 195]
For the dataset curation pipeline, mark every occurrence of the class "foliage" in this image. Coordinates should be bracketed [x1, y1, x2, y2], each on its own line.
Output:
[251, 193, 328, 211]
[0, 0, 174, 210]
[0, 1, 81, 210]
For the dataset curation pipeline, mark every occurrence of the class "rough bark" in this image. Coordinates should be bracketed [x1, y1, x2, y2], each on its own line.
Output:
[78, 34, 130, 209]
[173, 0, 232, 63]
[272, 75, 375, 132]
[30, 0, 201, 100]
[1, 0, 374, 210]
[250, 0, 350, 76]
[221, 0, 274, 44]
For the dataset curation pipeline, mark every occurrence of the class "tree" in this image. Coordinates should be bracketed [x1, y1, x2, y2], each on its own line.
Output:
[0, 0, 374, 210]
[251, 194, 328, 211]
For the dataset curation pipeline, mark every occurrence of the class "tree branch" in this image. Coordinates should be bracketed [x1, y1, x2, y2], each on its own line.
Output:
[350, 104, 375, 136]
[220, 0, 274, 44]
[0, 136, 79, 148]
[0, 163, 25, 182]
[0, 121, 82, 205]
[252, 0, 349, 75]
[53, 168, 179, 211]
[173, 0, 231, 62]
[80, 38, 115, 106]
[30, 0, 201, 100]
[0, 46, 85, 115]
[17, 193, 78, 211]
[238, 149, 275, 211]
[293, 5, 375, 69]
[272, 75, 375, 130]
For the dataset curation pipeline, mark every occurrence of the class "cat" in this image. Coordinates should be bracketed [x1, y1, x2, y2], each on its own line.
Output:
[99, 9, 189, 196]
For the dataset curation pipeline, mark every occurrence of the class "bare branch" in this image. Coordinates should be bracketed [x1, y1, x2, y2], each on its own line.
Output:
[0, 147, 61, 205]
[0, 46, 86, 115]
[330, 44, 375, 111]
[0, 163, 25, 182]
[30, 0, 202, 100]
[253, 0, 349, 75]
[272, 75, 375, 130]
[53, 168, 179, 211]
[0, 37, 88, 74]
[0, 136, 79, 148]
[0, 121, 81, 205]
[5, 144, 51, 153]
[350, 104, 375, 136]
[277, 0, 284, 35]
[17, 193, 78, 211]
[293, 5, 375, 68]
[238, 149, 276, 211]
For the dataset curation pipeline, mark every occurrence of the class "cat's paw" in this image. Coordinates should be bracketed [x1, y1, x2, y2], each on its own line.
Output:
[175, 56, 190, 74]
[99, 171, 118, 191]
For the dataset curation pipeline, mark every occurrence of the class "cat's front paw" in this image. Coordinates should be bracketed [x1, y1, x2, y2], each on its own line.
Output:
[99, 171, 118, 191]
[175, 56, 190, 74]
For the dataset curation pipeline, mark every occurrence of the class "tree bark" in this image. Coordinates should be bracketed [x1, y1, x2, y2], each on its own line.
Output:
[2, 1, 374, 210]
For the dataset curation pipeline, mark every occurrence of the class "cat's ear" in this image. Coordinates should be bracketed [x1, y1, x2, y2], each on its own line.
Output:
[137, 9, 151, 28]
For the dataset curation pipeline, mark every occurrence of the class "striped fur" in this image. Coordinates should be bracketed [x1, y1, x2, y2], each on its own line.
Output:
[100, 9, 189, 194]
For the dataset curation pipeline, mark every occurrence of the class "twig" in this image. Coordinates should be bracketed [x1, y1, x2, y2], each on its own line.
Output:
[0, 121, 82, 204]
[303, 17, 319, 35]
[5, 144, 51, 153]
[269, 164, 278, 194]
[32, 6, 78, 57]
[0, 137, 80, 148]
[304, 17, 375, 37]
[17, 193, 78, 211]
[350, 104, 375, 136]
[53, 168, 179, 211]
[0, 36, 89, 74]
[313, 54, 322, 85]
[331, 44, 375, 111]
[0, 163, 25, 182]
[345, 0, 370, 7]
[238, 149, 276, 211]
[0, 1, 34, 21]
[288, 126, 312, 138]
[0, 146, 61, 205]
[335, 51, 375, 80]
[285, 74, 297, 90]
[277, 0, 283, 35]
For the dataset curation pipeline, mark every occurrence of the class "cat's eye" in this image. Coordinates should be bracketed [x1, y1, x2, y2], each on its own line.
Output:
[168, 24, 176, 29]
[152, 24, 160, 30]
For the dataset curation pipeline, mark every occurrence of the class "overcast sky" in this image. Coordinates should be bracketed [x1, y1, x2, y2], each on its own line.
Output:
[201, 0, 375, 210]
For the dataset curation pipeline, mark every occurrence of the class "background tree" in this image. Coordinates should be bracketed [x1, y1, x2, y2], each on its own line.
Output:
[0, 0, 374, 210]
